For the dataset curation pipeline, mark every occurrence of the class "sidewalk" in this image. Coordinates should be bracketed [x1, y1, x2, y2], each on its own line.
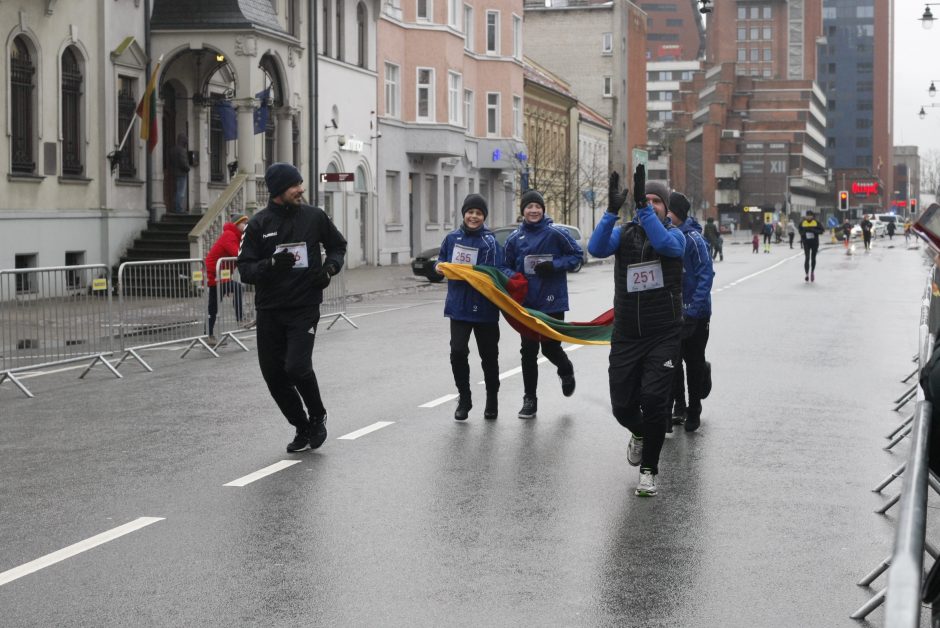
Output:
[341, 263, 443, 300]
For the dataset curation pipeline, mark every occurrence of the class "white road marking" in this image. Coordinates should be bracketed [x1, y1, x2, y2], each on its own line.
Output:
[0, 517, 164, 587]
[420, 393, 459, 408]
[713, 253, 801, 293]
[349, 301, 442, 319]
[338, 421, 395, 440]
[223, 460, 301, 487]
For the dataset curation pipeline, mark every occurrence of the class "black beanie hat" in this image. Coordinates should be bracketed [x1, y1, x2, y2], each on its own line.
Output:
[644, 181, 670, 212]
[461, 193, 488, 219]
[668, 191, 690, 223]
[265, 162, 303, 199]
[520, 189, 546, 214]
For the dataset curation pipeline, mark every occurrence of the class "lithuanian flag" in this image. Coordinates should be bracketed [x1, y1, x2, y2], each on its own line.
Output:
[438, 263, 613, 345]
[135, 58, 161, 153]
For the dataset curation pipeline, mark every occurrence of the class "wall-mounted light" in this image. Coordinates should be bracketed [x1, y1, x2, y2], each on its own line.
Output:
[215, 53, 225, 63]
[698, 0, 712, 14]
[922, 4, 940, 29]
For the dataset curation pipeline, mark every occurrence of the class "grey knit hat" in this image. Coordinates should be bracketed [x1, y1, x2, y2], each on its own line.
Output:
[644, 181, 670, 212]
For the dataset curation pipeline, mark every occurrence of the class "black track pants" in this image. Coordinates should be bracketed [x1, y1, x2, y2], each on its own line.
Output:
[450, 319, 500, 397]
[521, 312, 573, 397]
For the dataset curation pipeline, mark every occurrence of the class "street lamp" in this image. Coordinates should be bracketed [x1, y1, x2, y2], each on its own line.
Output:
[919, 103, 940, 119]
[921, 4, 940, 29]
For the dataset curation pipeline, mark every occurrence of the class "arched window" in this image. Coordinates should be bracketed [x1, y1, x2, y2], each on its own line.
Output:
[11, 36, 36, 174]
[336, 0, 345, 62]
[61, 47, 84, 176]
[357, 3, 367, 68]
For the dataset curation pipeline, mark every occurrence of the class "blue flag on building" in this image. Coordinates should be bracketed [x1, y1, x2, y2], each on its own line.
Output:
[253, 88, 270, 135]
[215, 100, 237, 141]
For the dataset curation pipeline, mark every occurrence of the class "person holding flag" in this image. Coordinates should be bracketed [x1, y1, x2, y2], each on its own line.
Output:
[588, 166, 685, 497]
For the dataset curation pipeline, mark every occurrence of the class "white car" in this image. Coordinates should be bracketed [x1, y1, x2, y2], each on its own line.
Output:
[851, 219, 886, 239]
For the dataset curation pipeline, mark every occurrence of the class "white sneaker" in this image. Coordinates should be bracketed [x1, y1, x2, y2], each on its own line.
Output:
[635, 469, 657, 497]
[627, 435, 643, 467]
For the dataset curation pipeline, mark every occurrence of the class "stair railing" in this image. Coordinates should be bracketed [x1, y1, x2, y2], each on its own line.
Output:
[188, 173, 250, 261]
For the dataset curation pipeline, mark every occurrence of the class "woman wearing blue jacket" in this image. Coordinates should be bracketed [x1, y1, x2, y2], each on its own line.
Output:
[503, 190, 583, 419]
[436, 194, 503, 420]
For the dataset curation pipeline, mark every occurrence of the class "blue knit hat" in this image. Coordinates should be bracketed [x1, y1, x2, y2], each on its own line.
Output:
[265, 163, 303, 199]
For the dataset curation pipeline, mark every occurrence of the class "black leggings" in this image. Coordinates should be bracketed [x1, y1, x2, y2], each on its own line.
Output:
[521, 312, 573, 397]
[803, 240, 819, 274]
[450, 319, 500, 396]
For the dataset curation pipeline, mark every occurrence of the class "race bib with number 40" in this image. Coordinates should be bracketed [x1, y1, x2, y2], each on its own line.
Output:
[626, 260, 664, 293]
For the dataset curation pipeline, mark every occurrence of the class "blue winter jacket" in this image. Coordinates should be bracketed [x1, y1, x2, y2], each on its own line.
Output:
[676, 217, 714, 320]
[438, 224, 502, 323]
[588, 205, 686, 259]
[502, 216, 583, 313]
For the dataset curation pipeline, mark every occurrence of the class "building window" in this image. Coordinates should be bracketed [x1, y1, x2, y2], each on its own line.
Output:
[386, 172, 401, 223]
[750, 27, 759, 40]
[117, 76, 137, 178]
[464, 89, 473, 134]
[357, 3, 367, 67]
[512, 15, 522, 60]
[417, 67, 434, 121]
[61, 46, 84, 177]
[763, 27, 771, 39]
[15, 254, 37, 294]
[750, 6, 759, 19]
[209, 95, 225, 183]
[385, 62, 400, 118]
[417, 0, 431, 21]
[65, 251, 86, 289]
[464, 5, 473, 50]
[336, 0, 345, 61]
[737, 7, 746, 19]
[512, 95, 521, 137]
[602, 32, 613, 54]
[737, 27, 746, 40]
[857, 61, 873, 73]
[762, 6, 771, 19]
[603, 76, 612, 96]
[763, 48, 772, 61]
[11, 36, 36, 174]
[856, 137, 870, 148]
[737, 48, 746, 62]
[486, 11, 499, 54]
[856, 118, 872, 129]
[666, 18, 682, 26]
[486, 92, 499, 135]
[448, 0, 460, 28]
[749, 48, 759, 62]
[426, 174, 438, 223]
[448, 72, 462, 125]
[322, 0, 332, 56]
[857, 6, 874, 18]
[762, 68, 771, 77]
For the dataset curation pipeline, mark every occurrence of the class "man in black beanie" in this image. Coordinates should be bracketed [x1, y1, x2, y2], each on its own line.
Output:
[238, 162, 347, 453]
[502, 188, 583, 419]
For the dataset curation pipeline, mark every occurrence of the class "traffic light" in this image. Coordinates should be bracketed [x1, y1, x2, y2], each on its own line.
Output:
[839, 190, 848, 211]
[911, 198, 918, 213]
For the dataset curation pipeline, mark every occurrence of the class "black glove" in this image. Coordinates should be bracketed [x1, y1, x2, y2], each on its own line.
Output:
[270, 250, 296, 272]
[607, 171, 628, 215]
[534, 261, 554, 277]
[633, 164, 647, 210]
[324, 262, 340, 276]
[311, 267, 332, 290]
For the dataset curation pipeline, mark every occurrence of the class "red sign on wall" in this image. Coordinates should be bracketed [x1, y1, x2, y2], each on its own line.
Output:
[851, 179, 881, 197]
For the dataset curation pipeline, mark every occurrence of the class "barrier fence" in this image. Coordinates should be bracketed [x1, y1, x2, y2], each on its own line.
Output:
[852, 269, 939, 625]
[1, 256, 357, 398]
[0, 264, 121, 397]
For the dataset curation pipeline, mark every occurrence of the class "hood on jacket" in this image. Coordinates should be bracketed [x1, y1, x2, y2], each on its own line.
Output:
[521, 215, 553, 231]
[678, 216, 703, 235]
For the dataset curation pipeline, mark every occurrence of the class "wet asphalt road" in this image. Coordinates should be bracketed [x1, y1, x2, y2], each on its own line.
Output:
[0, 236, 935, 627]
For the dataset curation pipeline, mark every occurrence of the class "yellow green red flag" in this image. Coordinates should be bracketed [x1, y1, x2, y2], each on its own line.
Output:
[438, 262, 613, 345]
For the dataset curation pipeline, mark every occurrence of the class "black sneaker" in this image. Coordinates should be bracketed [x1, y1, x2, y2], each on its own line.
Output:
[454, 395, 471, 421]
[702, 361, 712, 399]
[560, 373, 576, 397]
[518, 396, 537, 419]
[671, 408, 687, 424]
[684, 415, 701, 432]
[308, 414, 328, 449]
[286, 430, 311, 453]
[483, 395, 498, 420]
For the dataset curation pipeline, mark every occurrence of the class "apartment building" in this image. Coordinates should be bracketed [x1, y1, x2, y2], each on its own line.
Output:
[375, 0, 525, 263]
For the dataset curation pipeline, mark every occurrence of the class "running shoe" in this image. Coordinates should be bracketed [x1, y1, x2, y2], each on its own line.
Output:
[627, 435, 643, 466]
[635, 469, 658, 497]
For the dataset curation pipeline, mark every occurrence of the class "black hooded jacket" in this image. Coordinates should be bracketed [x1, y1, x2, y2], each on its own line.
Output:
[237, 201, 347, 310]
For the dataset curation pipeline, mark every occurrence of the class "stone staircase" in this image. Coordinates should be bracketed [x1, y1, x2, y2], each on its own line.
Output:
[113, 213, 202, 296]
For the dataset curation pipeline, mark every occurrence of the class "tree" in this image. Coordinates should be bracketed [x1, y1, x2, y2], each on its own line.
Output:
[922, 149, 940, 199]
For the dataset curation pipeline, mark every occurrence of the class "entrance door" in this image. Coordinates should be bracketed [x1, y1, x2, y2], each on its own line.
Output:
[359, 194, 367, 264]
[161, 84, 177, 212]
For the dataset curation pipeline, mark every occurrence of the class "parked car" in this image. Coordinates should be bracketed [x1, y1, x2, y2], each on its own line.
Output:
[410, 247, 444, 283]
[492, 223, 586, 273]
[851, 220, 886, 239]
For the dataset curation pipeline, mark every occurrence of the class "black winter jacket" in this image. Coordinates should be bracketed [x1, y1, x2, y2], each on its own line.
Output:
[237, 201, 347, 310]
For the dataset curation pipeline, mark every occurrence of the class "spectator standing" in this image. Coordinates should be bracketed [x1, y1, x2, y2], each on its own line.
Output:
[787, 221, 796, 249]
[237, 163, 347, 453]
[205, 215, 249, 344]
[436, 194, 503, 420]
[502, 190, 583, 419]
[171, 133, 190, 213]
[588, 167, 685, 497]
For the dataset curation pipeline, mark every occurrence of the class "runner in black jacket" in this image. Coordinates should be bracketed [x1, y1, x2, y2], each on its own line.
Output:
[238, 163, 347, 452]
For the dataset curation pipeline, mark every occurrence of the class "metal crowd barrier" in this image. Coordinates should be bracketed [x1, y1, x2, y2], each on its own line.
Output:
[0, 264, 121, 398]
[853, 271, 938, 625]
[115, 259, 217, 371]
[321, 267, 358, 330]
[212, 256, 255, 351]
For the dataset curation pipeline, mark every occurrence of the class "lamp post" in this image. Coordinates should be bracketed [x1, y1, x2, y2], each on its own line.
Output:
[921, 3, 940, 28]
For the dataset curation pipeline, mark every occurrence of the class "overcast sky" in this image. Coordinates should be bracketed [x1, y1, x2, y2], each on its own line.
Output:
[894, 5, 940, 158]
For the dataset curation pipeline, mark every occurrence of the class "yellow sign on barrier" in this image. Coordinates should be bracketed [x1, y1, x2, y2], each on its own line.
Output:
[220, 269, 231, 280]
[92, 278, 108, 291]
[192, 271, 204, 282]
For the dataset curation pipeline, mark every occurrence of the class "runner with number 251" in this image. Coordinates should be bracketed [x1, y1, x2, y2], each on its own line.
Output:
[626, 260, 664, 293]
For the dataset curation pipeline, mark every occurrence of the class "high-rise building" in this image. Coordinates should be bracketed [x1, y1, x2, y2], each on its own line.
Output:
[818, 0, 893, 214]
[640, 0, 705, 61]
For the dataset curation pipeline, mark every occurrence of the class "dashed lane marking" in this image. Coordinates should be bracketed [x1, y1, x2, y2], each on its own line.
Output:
[223, 460, 301, 487]
[420, 394, 459, 408]
[713, 253, 802, 293]
[338, 421, 395, 440]
[0, 517, 164, 587]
